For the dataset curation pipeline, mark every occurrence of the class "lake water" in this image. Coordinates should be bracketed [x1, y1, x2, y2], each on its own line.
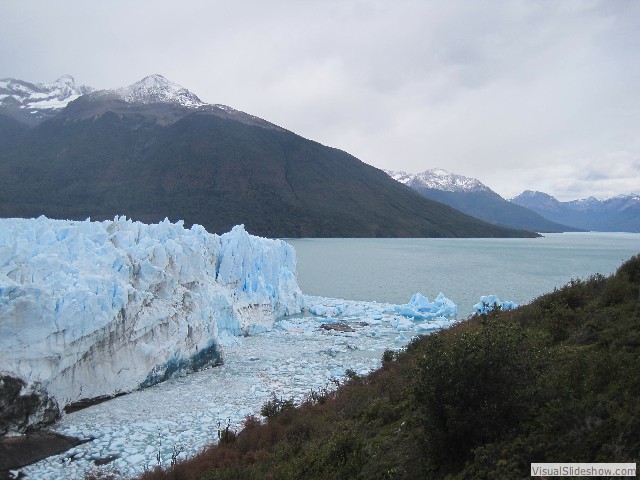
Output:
[288, 232, 640, 316]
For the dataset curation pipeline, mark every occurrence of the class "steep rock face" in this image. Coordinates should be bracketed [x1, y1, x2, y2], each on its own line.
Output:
[0, 217, 303, 433]
[0, 376, 59, 435]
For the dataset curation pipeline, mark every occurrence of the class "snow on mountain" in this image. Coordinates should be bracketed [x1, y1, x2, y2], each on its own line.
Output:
[511, 190, 640, 232]
[0, 74, 205, 127]
[513, 190, 640, 210]
[103, 74, 204, 107]
[0, 75, 94, 123]
[511, 190, 562, 210]
[0, 217, 303, 433]
[385, 168, 492, 193]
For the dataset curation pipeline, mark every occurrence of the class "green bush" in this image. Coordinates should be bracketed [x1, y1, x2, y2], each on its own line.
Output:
[413, 317, 550, 468]
[260, 395, 295, 421]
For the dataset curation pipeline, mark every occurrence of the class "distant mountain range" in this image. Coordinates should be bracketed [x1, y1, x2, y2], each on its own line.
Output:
[386, 169, 581, 233]
[511, 191, 640, 233]
[0, 75, 535, 238]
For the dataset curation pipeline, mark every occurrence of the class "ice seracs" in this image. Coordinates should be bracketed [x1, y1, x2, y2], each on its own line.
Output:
[0, 217, 303, 433]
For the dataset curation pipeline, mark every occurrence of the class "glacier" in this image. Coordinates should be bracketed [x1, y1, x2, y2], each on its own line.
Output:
[0, 216, 303, 433]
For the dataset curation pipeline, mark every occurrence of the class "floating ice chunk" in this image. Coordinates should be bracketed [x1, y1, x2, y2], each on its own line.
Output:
[308, 305, 330, 316]
[394, 332, 408, 343]
[408, 292, 433, 311]
[473, 295, 519, 314]
[390, 316, 415, 331]
[394, 292, 457, 320]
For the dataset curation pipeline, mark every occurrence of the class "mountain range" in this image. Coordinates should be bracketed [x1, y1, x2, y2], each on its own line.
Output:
[0, 75, 535, 238]
[511, 191, 640, 233]
[385, 169, 582, 233]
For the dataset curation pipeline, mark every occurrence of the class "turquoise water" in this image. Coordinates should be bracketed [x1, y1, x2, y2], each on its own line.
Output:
[287, 233, 640, 317]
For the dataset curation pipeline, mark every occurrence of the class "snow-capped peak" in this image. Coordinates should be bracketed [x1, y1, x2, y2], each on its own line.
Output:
[55, 74, 77, 85]
[612, 193, 640, 202]
[109, 74, 204, 108]
[386, 168, 492, 193]
[512, 190, 557, 201]
[0, 75, 94, 116]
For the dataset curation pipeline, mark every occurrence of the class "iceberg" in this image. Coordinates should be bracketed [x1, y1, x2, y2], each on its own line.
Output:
[473, 295, 519, 314]
[0, 217, 303, 433]
[393, 292, 458, 319]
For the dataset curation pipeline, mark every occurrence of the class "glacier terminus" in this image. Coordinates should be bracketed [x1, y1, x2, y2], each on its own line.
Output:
[0, 216, 303, 435]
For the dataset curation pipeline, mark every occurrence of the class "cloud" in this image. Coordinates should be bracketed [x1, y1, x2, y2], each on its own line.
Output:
[1, 0, 638, 200]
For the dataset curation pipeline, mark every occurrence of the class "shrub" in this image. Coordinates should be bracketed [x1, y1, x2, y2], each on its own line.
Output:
[260, 395, 295, 421]
[413, 317, 549, 468]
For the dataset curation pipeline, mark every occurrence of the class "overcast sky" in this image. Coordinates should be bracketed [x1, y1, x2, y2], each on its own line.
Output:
[2, 0, 639, 200]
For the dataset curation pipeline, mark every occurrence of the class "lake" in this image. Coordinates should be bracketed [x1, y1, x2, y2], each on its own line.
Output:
[287, 232, 640, 316]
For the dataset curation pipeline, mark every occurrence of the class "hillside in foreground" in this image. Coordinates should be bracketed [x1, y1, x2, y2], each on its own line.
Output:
[131, 254, 640, 480]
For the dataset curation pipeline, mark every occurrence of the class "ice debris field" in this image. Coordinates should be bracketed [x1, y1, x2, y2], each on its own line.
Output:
[0, 217, 516, 479]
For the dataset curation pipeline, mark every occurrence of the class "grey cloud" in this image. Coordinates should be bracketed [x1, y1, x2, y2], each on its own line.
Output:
[1, 0, 638, 200]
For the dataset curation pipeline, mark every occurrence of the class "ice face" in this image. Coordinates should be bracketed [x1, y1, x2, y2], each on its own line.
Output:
[0, 217, 303, 430]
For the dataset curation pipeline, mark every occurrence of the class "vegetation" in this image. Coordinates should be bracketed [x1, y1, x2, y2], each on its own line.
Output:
[132, 254, 640, 479]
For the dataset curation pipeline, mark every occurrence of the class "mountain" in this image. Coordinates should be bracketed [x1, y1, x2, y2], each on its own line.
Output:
[0, 75, 94, 126]
[511, 191, 640, 232]
[386, 169, 580, 233]
[0, 75, 536, 238]
[387, 168, 491, 193]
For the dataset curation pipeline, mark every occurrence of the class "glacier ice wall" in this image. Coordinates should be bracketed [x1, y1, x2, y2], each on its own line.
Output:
[0, 217, 303, 432]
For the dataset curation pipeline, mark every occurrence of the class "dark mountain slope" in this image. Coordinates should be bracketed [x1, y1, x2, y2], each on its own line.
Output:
[0, 114, 28, 149]
[416, 188, 583, 232]
[386, 169, 580, 233]
[0, 110, 535, 238]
